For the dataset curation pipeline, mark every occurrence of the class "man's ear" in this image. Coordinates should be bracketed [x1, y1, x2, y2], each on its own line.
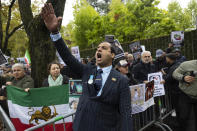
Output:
[111, 53, 115, 59]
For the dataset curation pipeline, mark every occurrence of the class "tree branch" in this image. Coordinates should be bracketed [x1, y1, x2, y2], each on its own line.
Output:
[5, 0, 16, 37]
[8, 24, 23, 38]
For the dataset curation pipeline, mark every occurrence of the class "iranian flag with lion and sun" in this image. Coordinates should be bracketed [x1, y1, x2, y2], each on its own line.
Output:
[6, 85, 73, 131]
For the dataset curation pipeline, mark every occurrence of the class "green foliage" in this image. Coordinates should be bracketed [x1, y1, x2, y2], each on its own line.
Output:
[188, 0, 197, 27]
[0, 0, 44, 58]
[1, 1, 27, 57]
[73, 1, 101, 49]
[64, 0, 196, 49]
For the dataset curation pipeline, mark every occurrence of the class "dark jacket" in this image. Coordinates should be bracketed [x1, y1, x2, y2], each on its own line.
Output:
[132, 61, 156, 83]
[126, 73, 138, 85]
[163, 61, 181, 94]
[61, 66, 81, 79]
[177, 55, 186, 63]
[5, 75, 34, 89]
[42, 75, 69, 87]
[153, 57, 167, 72]
[54, 38, 133, 131]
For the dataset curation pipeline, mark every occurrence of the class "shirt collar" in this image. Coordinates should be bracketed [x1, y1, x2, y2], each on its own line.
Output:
[97, 65, 112, 73]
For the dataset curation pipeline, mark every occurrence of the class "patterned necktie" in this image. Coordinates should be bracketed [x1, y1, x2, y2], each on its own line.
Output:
[95, 69, 103, 92]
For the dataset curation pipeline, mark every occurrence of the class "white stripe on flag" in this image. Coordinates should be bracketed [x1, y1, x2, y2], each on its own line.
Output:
[8, 100, 73, 125]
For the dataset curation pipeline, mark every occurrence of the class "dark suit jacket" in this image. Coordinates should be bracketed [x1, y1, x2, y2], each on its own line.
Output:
[54, 38, 133, 131]
[70, 84, 78, 94]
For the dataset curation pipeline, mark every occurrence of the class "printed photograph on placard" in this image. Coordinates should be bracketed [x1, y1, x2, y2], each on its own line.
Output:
[145, 81, 154, 101]
[148, 75, 161, 85]
[129, 41, 142, 54]
[69, 80, 82, 95]
[130, 84, 145, 106]
[69, 96, 80, 111]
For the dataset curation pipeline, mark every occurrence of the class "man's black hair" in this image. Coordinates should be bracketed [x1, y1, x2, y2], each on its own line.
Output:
[99, 41, 116, 54]
[110, 45, 116, 54]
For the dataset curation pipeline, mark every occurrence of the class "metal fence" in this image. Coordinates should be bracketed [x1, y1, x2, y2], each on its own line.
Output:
[132, 86, 174, 131]
[0, 105, 16, 131]
[25, 111, 75, 131]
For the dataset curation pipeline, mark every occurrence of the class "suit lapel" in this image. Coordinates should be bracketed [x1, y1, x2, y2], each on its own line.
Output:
[87, 66, 98, 97]
[100, 69, 119, 97]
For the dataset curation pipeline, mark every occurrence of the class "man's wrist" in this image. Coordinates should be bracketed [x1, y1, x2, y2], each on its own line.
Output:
[182, 75, 186, 82]
[50, 32, 61, 42]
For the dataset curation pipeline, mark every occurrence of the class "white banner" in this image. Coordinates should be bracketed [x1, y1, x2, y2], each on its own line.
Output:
[130, 82, 155, 114]
[148, 72, 165, 97]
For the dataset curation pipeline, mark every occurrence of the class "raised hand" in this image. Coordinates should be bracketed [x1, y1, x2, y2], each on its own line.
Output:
[41, 3, 62, 33]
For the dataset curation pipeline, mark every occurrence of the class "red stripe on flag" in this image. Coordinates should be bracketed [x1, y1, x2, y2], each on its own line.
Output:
[11, 118, 73, 131]
[24, 58, 29, 66]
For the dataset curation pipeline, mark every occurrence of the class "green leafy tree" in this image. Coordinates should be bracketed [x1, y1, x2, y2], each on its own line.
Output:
[0, 0, 23, 56]
[73, 0, 101, 49]
[187, 0, 197, 28]
[167, 1, 193, 31]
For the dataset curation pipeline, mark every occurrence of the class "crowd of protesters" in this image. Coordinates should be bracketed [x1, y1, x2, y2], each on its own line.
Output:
[1, 40, 196, 131]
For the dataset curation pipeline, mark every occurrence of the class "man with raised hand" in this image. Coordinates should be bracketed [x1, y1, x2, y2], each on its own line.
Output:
[41, 3, 132, 131]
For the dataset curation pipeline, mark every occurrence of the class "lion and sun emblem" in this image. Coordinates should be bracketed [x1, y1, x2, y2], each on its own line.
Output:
[28, 105, 58, 124]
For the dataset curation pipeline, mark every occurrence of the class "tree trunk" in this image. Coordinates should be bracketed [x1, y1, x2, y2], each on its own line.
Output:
[18, 0, 66, 88]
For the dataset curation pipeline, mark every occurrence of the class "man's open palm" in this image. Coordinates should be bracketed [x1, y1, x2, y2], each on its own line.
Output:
[41, 3, 62, 33]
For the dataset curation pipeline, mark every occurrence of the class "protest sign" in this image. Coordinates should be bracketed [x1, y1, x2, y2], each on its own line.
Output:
[130, 81, 155, 114]
[148, 72, 165, 97]
[71, 46, 81, 62]
[129, 41, 142, 60]
[171, 31, 184, 47]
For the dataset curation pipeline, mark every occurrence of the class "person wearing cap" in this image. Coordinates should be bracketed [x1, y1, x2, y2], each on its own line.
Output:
[173, 48, 186, 63]
[161, 53, 181, 128]
[153, 49, 167, 72]
[41, 3, 132, 131]
[133, 51, 156, 84]
[116, 59, 137, 85]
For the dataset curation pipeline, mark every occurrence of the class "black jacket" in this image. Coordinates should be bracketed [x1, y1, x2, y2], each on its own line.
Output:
[163, 61, 181, 94]
[42, 75, 69, 87]
[132, 61, 156, 83]
[176, 55, 186, 63]
[153, 57, 167, 72]
[54, 38, 133, 131]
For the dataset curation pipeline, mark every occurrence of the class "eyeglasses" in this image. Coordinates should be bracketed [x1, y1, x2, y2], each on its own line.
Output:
[144, 56, 151, 58]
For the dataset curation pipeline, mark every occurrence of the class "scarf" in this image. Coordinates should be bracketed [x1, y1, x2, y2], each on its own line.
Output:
[48, 74, 63, 87]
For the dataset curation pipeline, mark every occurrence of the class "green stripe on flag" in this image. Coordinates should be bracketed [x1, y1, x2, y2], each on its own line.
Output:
[6, 85, 69, 107]
[25, 50, 31, 64]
